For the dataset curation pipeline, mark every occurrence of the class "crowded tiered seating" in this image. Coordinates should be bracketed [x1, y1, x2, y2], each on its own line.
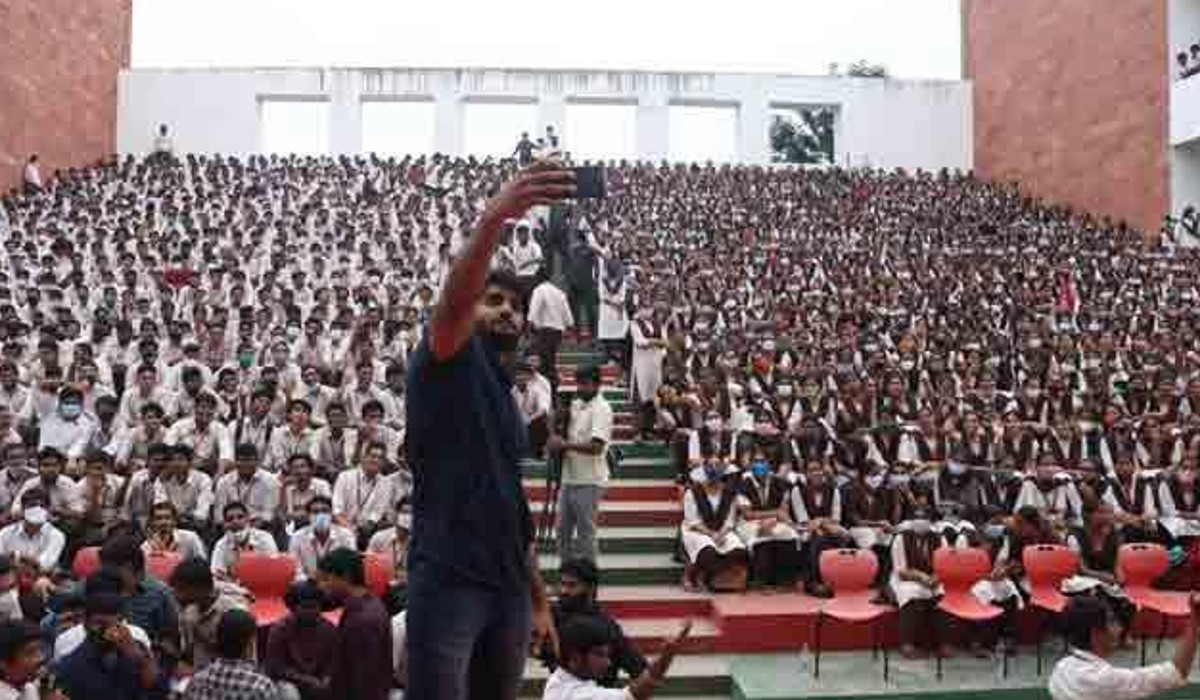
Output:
[0, 149, 1198, 693]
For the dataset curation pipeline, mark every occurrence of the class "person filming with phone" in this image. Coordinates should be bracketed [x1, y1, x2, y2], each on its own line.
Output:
[1049, 593, 1200, 700]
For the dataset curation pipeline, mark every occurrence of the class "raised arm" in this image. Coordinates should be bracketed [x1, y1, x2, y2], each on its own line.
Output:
[428, 166, 573, 362]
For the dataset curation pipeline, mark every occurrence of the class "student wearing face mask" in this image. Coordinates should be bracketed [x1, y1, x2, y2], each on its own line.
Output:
[546, 365, 613, 564]
[789, 459, 852, 598]
[0, 489, 65, 576]
[680, 461, 748, 592]
[888, 511, 944, 658]
[734, 455, 800, 588]
[289, 497, 355, 582]
[37, 387, 97, 463]
[210, 502, 279, 581]
[265, 581, 338, 700]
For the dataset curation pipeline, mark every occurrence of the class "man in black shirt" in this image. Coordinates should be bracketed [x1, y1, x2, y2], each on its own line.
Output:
[406, 163, 575, 700]
[547, 559, 647, 687]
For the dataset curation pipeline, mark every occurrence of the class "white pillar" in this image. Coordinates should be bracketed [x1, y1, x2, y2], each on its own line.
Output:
[636, 93, 669, 162]
[328, 70, 361, 155]
[434, 92, 463, 155]
[738, 97, 770, 165]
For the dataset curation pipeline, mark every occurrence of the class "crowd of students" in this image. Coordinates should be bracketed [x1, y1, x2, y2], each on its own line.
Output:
[1, 148, 1200, 690]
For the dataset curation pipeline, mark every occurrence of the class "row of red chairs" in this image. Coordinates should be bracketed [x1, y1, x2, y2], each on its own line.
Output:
[71, 547, 395, 626]
[815, 542, 1187, 681]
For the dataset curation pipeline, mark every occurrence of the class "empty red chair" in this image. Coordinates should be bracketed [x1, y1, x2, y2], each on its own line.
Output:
[145, 552, 182, 582]
[815, 549, 894, 680]
[1117, 543, 1190, 664]
[72, 547, 101, 579]
[1023, 544, 1079, 674]
[364, 553, 394, 599]
[933, 547, 1004, 679]
[235, 553, 298, 626]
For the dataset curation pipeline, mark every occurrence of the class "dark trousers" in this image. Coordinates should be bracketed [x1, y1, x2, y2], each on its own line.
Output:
[532, 327, 563, 395]
[527, 415, 549, 460]
[751, 540, 799, 586]
[407, 561, 531, 700]
[568, 285, 599, 338]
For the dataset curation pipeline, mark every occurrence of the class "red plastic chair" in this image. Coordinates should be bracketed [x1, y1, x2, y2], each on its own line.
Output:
[72, 547, 101, 579]
[933, 547, 1005, 679]
[816, 549, 894, 680]
[1117, 543, 1191, 664]
[235, 553, 298, 626]
[1023, 544, 1079, 674]
[145, 552, 182, 582]
[364, 553, 394, 599]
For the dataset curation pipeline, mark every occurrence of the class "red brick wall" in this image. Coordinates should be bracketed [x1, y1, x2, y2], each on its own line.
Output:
[966, 0, 1169, 234]
[0, 0, 132, 193]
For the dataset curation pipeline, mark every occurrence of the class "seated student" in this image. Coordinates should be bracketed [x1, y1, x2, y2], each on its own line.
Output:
[332, 441, 399, 548]
[51, 575, 164, 700]
[934, 459, 998, 525]
[153, 445, 214, 534]
[267, 400, 318, 473]
[169, 557, 250, 673]
[280, 454, 332, 533]
[1062, 502, 1135, 644]
[366, 505, 412, 603]
[842, 464, 900, 556]
[0, 619, 51, 700]
[542, 615, 690, 700]
[974, 506, 1057, 650]
[888, 509, 945, 658]
[546, 558, 647, 688]
[210, 502, 279, 580]
[212, 443, 281, 533]
[77, 448, 125, 548]
[122, 442, 171, 533]
[265, 581, 338, 700]
[289, 496, 355, 582]
[13, 447, 81, 532]
[1013, 455, 1084, 528]
[312, 403, 355, 479]
[0, 489, 65, 576]
[183, 608, 279, 700]
[1103, 452, 1167, 542]
[734, 453, 799, 588]
[680, 461, 748, 592]
[790, 457, 853, 598]
[141, 501, 207, 563]
[1158, 461, 1200, 543]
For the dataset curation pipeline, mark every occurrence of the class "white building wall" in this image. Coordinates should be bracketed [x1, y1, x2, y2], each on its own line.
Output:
[1170, 0, 1200, 216]
[118, 67, 973, 170]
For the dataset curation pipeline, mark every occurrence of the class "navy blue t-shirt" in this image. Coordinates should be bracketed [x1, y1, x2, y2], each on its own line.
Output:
[406, 334, 533, 592]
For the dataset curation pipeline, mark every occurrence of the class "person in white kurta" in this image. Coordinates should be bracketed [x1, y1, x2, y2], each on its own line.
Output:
[630, 310, 667, 438]
[734, 465, 800, 587]
[1158, 469, 1200, 540]
[597, 257, 629, 366]
[680, 465, 747, 591]
[888, 520, 943, 658]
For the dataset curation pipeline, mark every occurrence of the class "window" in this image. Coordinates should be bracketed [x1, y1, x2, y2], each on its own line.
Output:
[361, 100, 436, 155]
[565, 103, 636, 162]
[260, 100, 329, 155]
[668, 105, 738, 163]
[463, 102, 538, 157]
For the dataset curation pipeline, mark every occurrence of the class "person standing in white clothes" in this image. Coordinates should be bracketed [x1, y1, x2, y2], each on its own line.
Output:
[630, 304, 667, 440]
[597, 256, 629, 371]
[528, 275, 574, 396]
[1049, 594, 1200, 700]
[546, 365, 613, 563]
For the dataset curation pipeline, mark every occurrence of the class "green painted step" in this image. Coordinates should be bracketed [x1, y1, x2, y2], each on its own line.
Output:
[541, 526, 677, 554]
[558, 387, 628, 401]
[540, 552, 683, 586]
[523, 457, 676, 480]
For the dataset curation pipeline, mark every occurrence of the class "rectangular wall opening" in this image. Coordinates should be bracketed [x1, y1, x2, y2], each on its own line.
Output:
[259, 99, 329, 155]
[362, 100, 436, 155]
[668, 104, 738, 163]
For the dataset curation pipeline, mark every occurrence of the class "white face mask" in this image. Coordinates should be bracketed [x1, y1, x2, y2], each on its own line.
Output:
[22, 506, 47, 526]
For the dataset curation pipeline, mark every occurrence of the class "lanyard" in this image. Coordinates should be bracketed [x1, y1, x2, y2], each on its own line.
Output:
[357, 473, 379, 514]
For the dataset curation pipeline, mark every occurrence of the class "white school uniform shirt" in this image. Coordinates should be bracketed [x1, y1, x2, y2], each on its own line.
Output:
[165, 417, 235, 465]
[210, 527, 279, 577]
[141, 528, 207, 562]
[542, 668, 633, 700]
[561, 394, 614, 486]
[1048, 648, 1183, 700]
[153, 470, 215, 524]
[281, 478, 332, 524]
[511, 240, 543, 277]
[332, 469, 398, 527]
[0, 679, 37, 700]
[212, 470, 281, 524]
[288, 525, 357, 580]
[38, 412, 98, 458]
[265, 425, 317, 472]
[0, 521, 65, 573]
[528, 281, 574, 331]
[12, 475, 81, 516]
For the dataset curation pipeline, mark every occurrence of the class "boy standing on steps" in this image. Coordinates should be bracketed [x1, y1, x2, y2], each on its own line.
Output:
[547, 365, 613, 564]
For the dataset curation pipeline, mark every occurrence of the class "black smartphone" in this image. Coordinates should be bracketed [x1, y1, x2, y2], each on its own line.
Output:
[572, 166, 606, 199]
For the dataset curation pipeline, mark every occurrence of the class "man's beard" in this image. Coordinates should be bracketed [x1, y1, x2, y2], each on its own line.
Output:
[482, 330, 521, 354]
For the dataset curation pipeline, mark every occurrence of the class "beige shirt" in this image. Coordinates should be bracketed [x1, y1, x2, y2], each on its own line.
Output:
[561, 394, 614, 486]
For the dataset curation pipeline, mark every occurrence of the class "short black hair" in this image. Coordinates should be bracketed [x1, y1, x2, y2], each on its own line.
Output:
[215, 608, 258, 660]
[99, 535, 145, 572]
[284, 580, 325, 610]
[317, 548, 364, 586]
[223, 501, 248, 519]
[306, 495, 333, 512]
[560, 558, 599, 588]
[559, 615, 612, 662]
[1061, 595, 1109, 651]
[169, 556, 214, 591]
[0, 621, 41, 664]
[485, 269, 523, 311]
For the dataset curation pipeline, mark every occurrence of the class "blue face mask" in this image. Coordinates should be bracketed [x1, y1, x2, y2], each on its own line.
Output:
[985, 524, 1007, 539]
[60, 402, 82, 420]
[751, 462, 771, 478]
[704, 465, 721, 483]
